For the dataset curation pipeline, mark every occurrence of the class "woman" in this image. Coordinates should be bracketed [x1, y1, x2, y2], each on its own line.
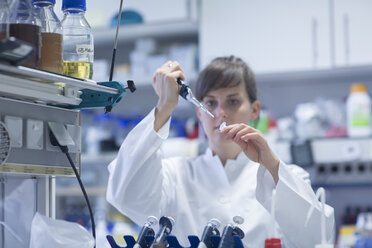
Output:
[106, 56, 335, 247]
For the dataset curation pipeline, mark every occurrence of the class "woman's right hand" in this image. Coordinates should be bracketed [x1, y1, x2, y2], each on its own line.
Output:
[153, 61, 185, 131]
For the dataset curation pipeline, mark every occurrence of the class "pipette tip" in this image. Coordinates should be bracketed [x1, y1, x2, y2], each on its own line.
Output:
[201, 107, 214, 118]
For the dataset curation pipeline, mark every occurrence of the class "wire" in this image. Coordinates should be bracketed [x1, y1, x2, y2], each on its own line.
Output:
[109, 0, 125, 81]
[59, 145, 96, 247]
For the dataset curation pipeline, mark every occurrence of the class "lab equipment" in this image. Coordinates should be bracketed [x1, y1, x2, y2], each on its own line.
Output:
[109, 0, 123, 81]
[219, 122, 226, 132]
[151, 216, 175, 248]
[0, 37, 35, 65]
[217, 216, 245, 248]
[61, 0, 94, 79]
[32, 0, 63, 74]
[8, 0, 41, 68]
[271, 189, 277, 237]
[177, 78, 214, 118]
[0, 122, 10, 166]
[134, 216, 158, 248]
[0, 0, 10, 40]
[305, 187, 333, 248]
[198, 218, 221, 248]
[265, 190, 282, 248]
[346, 83, 371, 137]
[68, 80, 136, 114]
[355, 212, 372, 248]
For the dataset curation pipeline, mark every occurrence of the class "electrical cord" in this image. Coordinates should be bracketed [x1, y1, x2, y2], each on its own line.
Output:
[49, 131, 96, 247]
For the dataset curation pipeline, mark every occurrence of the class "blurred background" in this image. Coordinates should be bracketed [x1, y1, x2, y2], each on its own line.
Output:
[10, 0, 370, 247]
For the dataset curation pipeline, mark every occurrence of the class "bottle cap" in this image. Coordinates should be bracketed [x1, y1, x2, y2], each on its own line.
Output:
[62, 0, 86, 11]
[265, 238, 282, 248]
[32, 0, 55, 4]
[351, 83, 368, 93]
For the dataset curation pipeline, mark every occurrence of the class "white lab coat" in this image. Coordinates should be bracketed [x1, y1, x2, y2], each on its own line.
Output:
[106, 109, 335, 248]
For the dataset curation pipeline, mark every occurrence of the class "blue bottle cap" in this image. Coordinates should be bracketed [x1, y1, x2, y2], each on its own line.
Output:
[62, 0, 86, 12]
[32, 0, 55, 4]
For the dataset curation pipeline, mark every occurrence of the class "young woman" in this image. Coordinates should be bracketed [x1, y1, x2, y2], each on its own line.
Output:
[107, 56, 335, 247]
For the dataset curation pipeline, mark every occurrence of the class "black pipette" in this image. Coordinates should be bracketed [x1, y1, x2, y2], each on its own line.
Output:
[177, 78, 215, 118]
[217, 216, 245, 248]
[134, 216, 158, 248]
[198, 218, 221, 248]
[151, 216, 175, 248]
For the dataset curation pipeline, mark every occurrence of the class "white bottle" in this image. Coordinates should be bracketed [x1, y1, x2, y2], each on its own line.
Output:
[346, 83, 372, 137]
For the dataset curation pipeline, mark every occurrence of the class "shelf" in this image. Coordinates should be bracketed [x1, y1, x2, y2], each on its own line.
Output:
[256, 64, 372, 86]
[56, 186, 106, 196]
[93, 21, 199, 46]
[0, 64, 118, 106]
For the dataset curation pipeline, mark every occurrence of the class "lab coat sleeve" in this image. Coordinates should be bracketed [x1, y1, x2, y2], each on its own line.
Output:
[106, 108, 174, 225]
[256, 161, 335, 247]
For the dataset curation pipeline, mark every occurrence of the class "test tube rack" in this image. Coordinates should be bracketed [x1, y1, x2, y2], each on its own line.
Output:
[106, 234, 245, 248]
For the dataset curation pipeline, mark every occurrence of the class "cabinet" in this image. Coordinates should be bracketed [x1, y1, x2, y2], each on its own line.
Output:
[334, 0, 372, 66]
[200, 0, 372, 73]
[200, 0, 331, 73]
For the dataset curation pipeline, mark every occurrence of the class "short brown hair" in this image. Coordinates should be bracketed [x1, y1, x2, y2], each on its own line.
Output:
[195, 56, 257, 103]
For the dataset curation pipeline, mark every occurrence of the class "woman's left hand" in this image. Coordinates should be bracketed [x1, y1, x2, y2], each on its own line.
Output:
[220, 123, 280, 183]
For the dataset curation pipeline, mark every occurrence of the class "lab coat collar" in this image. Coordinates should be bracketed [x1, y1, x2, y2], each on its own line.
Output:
[205, 147, 250, 166]
[203, 148, 253, 186]
[204, 148, 250, 169]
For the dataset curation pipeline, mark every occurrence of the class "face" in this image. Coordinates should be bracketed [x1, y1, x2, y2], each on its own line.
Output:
[196, 82, 260, 151]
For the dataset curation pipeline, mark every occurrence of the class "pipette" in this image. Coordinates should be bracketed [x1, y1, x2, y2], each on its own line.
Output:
[134, 216, 158, 248]
[177, 78, 215, 118]
[198, 218, 221, 248]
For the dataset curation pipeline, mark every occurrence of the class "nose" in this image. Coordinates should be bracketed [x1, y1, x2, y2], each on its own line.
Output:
[214, 103, 227, 119]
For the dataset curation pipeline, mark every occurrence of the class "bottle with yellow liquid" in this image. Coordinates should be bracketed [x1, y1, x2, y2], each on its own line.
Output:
[61, 0, 94, 80]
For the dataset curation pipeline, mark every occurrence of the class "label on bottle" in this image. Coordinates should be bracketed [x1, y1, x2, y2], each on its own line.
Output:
[76, 44, 93, 55]
[351, 107, 371, 127]
[352, 111, 371, 127]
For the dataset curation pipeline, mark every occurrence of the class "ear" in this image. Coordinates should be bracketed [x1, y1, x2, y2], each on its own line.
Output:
[250, 100, 261, 120]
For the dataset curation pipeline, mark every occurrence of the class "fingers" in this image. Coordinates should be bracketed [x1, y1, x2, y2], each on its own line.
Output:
[154, 61, 185, 85]
[220, 123, 254, 139]
[221, 123, 265, 145]
[160, 61, 184, 74]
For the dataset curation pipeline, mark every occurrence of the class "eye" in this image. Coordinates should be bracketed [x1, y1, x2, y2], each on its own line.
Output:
[204, 100, 216, 107]
[228, 99, 240, 106]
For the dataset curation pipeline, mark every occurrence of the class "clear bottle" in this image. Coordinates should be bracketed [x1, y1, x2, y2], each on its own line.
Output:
[8, 0, 42, 68]
[346, 83, 372, 137]
[0, 0, 10, 40]
[32, 0, 63, 74]
[61, 0, 94, 80]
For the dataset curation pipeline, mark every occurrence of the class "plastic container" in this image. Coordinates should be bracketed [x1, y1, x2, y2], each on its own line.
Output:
[346, 83, 372, 137]
[32, 0, 63, 74]
[0, 0, 10, 40]
[8, 0, 42, 68]
[61, 0, 94, 79]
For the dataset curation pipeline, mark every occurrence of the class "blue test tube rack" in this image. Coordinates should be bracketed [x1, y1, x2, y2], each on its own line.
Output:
[106, 234, 245, 248]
